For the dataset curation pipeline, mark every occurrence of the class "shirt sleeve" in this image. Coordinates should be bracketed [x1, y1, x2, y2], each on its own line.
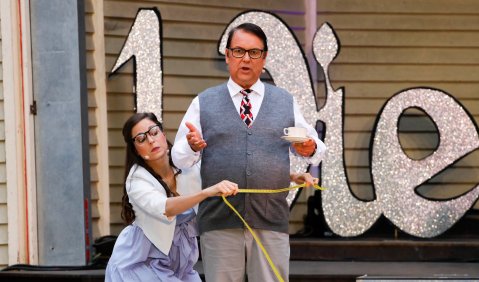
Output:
[172, 97, 202, 169]
[293, 98, 327, 166]
[126, 173, 174, 222]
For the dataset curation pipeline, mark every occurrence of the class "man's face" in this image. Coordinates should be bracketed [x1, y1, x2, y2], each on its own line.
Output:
[225, 29, 267, 89]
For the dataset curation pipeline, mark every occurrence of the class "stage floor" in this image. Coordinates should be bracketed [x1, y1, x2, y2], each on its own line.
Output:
[1, 261, 478, 282]
[286, 261, 479, 281]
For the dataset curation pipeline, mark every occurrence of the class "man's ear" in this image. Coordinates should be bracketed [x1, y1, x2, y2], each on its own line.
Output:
[225, 48, 230, 64]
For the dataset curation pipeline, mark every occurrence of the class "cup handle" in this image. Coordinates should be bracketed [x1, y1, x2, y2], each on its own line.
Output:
[283, 128, 289, 135]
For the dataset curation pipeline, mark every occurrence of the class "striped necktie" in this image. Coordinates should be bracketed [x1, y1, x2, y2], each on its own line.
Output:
[240, 89, 253, 127]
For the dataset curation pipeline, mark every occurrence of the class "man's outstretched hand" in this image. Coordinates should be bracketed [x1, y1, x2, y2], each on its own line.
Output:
[185, 122, 207, 152]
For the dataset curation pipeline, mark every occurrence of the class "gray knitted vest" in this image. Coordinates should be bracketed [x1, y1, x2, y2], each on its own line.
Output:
[198, 82, 294, 234]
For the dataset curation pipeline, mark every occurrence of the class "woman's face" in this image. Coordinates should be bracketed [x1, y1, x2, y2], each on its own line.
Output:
[131, 118, 168, 162]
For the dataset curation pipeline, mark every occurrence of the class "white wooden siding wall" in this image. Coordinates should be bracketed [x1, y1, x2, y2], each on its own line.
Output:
[0, 14, 7, 266]
[103, 0, 307, 234]
[316, 0, 479, 208]
[86, 0, 114, 240]
[83, 0, 100, 239]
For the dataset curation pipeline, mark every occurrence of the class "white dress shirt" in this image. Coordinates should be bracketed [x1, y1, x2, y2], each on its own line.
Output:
[172, 78, 326, 168]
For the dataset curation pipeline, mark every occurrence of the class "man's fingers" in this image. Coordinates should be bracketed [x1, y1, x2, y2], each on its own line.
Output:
[292, 139, 316, 157]
[185, 121, 198, 133]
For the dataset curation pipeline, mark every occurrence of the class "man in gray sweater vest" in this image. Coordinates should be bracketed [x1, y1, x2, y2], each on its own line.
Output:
[172, 23, 326, 282]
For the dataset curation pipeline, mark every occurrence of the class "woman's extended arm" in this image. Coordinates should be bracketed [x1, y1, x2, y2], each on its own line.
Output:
[164, 180, 238, 217]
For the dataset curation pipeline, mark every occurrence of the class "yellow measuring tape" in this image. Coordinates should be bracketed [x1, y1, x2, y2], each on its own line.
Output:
[221, 184, 326, 282]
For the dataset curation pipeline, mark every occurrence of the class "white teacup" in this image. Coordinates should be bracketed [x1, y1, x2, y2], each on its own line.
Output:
[283, 127, 307, 137]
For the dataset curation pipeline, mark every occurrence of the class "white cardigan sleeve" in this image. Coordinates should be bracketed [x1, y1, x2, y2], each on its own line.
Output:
[126, 165, 174, 222]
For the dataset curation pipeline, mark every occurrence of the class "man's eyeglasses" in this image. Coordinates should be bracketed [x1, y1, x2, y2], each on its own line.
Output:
[228, 48, 265, 59]
[132, 125, 162, 145]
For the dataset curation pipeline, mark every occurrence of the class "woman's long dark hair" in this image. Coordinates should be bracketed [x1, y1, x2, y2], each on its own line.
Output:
[121, 112, 180, 225]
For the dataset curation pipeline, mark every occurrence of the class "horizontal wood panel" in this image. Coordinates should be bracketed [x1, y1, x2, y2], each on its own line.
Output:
[151, 0, 305, 11]
[163, 77, 226, 95]
[0, 245, 7, 265]
[90, 202, 99, 218]
[88, 109, 98, 125]
[88, 129, 98, 144]
[84, 14, 94, 33]
[108, 112, 137, 128]
[345, 166, 479, 185]
[418, 183, 479, 199]
[317, 14, 479, 30]
[109, 148, 125, 166]
[0, 206, 6, 224]
[104, 13, 305, 41]
[110, 168, 124, 186]
[106, 56, 479, 84]
[0, 165, 5, 183]
[105, 56, 230, 78]
[0, 185, 6, 203]
[330, 47, 479, 65]
[108, 94, 195, 116]
[84, 0, 93, 13]
[318, 0, 479, 14]
[90, 165, 99, 182]
[0, 225, 6, 244]
[104, 0, 305, 24]
[329, 64, 479, 82]
[335, 30, 479, 48]
[110, 205, 123, 224]
[90, 184, 99, 199]
[324, 82, 479, 98]
[110, 186, 123, 203]
[92, 221, 100, 238]
[341, 148, 479, 168]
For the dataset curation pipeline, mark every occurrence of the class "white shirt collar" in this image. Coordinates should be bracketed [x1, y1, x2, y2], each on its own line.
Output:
[227, 78, 264, 98]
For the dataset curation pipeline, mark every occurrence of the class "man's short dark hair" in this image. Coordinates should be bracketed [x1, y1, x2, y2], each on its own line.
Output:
[226, 23, 268, 52]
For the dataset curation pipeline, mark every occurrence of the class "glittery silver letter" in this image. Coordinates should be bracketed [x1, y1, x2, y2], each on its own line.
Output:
[313, 23, 479, 238]
[372, 88, 479, 237]
[314, 23, 382, 236]
[110, 8, 164, 121]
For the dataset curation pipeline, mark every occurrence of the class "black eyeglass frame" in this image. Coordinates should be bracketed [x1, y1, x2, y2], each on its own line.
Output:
[131, 124, 162, 144]
[227, 47, 265, 59]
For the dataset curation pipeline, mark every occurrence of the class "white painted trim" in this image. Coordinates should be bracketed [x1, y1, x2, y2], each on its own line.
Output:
[1, 0, 26, 265]
[91, 0, 110, 236]
[19, 0, 38, 265]
[1, 0, 38, 265]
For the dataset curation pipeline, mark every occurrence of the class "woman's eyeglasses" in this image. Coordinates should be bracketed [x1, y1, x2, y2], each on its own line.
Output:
[132, 125, 162, 144]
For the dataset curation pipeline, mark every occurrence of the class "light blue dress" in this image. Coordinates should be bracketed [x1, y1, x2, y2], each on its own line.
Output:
[105, 208, 201, 281]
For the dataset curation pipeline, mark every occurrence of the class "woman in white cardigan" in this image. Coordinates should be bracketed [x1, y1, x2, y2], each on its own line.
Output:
[105, 112, 239, 282]
[105, 112, 319, 281]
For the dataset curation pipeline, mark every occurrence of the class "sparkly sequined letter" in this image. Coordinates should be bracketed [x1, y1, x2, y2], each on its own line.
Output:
[110, 8, 164, 121]
[314, 23, 479, 238]
[314, 23, 383, 237]
[372, 88, 479, 237]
